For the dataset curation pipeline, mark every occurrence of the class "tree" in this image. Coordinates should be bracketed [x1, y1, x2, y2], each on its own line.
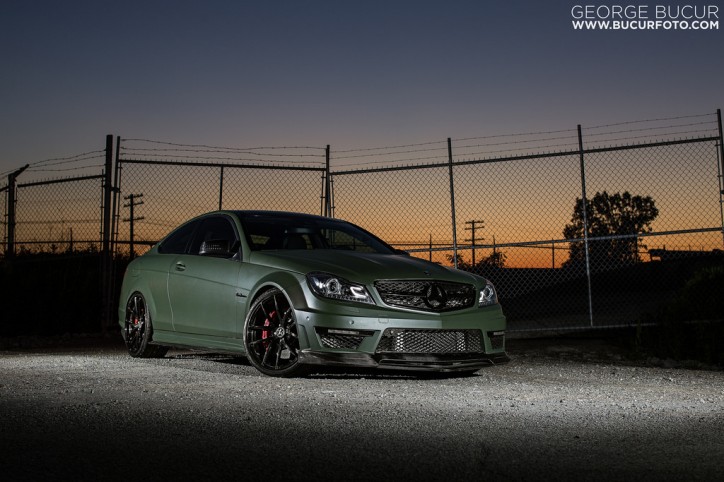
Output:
[447, 250, 507, 272]
[563, 191, 658, 267]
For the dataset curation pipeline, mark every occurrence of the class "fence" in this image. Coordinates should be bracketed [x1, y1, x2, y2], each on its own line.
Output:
[11, 175, 106, 254]
[113, 158, 326, 256]
[2, 111, 723, 333]
[0, 183, 6, 255]
[332, 134, 724, 331]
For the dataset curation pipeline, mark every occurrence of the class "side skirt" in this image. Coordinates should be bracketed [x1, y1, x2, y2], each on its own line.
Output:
[152, 330, 246, 355]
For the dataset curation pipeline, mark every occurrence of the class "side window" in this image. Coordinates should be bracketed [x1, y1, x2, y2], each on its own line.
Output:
[158, 220, 200, 254]
[189, 216, 239, 256]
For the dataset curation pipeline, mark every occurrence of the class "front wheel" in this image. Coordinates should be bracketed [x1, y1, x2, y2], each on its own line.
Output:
[124, 292, 169, 358]
[244, 288, 306, 377]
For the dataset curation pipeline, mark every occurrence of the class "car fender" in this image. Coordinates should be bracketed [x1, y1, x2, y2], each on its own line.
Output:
[242, 271, 311, 348]
[245, 270, 308, 310]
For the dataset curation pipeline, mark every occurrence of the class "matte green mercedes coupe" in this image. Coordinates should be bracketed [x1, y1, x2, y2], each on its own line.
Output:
[119, 210, 509, 377]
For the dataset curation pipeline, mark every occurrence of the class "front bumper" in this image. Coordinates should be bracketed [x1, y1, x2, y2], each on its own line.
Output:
[299, 349, 510, 372]
[294, 294, 509, 372]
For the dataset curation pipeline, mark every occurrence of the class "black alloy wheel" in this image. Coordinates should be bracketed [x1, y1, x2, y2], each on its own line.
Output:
[124, 292, 169, 358]
[244, 288, 305, 377]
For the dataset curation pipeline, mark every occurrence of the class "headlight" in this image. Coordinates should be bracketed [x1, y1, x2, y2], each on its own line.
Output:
[478, 281, 498, 307]
[307, 272, 375, 305]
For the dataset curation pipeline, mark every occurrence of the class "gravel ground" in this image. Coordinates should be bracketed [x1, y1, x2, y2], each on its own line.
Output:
[1, 335, 723, 481]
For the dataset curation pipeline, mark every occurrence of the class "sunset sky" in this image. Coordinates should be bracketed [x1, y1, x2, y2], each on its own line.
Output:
[2, 0, 723, 176]
[2, 1, 724, 267]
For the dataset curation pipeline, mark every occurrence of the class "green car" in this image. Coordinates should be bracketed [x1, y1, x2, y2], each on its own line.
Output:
[119, 210, 509, 377]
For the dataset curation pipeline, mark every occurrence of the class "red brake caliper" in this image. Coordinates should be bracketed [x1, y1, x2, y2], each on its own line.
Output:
[262, 310, 276, 348]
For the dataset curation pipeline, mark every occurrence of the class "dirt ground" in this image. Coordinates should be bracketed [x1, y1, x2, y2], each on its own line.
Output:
[1, 333, 723, 481]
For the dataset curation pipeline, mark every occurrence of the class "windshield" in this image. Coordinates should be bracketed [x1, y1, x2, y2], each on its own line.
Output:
[238, 213, 395, 254]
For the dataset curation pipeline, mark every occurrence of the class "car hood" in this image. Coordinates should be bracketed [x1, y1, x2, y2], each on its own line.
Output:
[249, 250, 482, 285]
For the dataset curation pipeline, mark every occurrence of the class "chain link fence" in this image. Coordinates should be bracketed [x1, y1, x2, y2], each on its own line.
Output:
[115, 160, 326, 256]
[0, 174, 107, 335]
[576, 139, 724, 329]
[329, 116, 724, 332]
[2, 112, 723, 334]
[333, 164, 453, 253]
[450, 152, 588, 330]
[1, 183, 7, 254]
[12, 175, 105, 254]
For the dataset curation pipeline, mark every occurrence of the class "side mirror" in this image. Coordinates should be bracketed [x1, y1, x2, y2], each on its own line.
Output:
[199, 239, 235, 258]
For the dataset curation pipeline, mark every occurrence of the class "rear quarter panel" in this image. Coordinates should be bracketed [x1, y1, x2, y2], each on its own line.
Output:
[118, 253, 174, 332]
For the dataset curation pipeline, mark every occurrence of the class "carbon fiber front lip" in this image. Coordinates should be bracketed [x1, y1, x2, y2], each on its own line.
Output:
[299, 350, 510, 372]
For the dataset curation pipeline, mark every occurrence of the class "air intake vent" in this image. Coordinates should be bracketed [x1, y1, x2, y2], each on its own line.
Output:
[316, 327, 373, 350]
[319, 334, 365, 350]
[488, 330, 505, 351]
[376, 329, 483, 354]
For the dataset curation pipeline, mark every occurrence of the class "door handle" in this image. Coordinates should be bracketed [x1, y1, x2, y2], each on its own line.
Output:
[175, 262, 186, 271]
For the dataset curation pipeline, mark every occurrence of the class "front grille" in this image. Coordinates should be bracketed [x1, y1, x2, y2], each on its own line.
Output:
[374, 280, 476, 313]
[376, 329, 483, 354]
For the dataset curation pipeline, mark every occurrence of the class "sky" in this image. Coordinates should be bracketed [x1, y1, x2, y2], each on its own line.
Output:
[2, 0, 723, 180]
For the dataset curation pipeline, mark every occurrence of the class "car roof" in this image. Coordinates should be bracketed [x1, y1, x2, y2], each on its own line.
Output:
[229, 210, 343, 223]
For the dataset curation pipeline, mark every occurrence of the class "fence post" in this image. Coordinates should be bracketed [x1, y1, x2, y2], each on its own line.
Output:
[218, 166, 225, 210]
[447, 138, 458, 268]
[5, 164, 29, 258]
[111, 136, 121, 256]
[110, 136, 121, 258]
[324, 145, 332, 217]
[103, 135, 113, 256]
[577, 125, 594, 328]
[717, 109, 724, 248]
[0, 185, 6, 254]
[101, 135, 113, 331]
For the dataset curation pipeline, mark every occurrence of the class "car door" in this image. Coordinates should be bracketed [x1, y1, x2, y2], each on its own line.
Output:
[167, 215, 242, 337]
[148, 218, 202, 331]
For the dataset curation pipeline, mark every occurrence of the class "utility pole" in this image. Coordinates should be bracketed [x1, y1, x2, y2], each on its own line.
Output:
[123, 194, 144, 259]
[464, 219, 485, 267]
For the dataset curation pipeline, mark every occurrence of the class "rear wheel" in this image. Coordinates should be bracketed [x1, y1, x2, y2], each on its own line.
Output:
[244, 288, 305, 377]
[124, 292, 169, 358]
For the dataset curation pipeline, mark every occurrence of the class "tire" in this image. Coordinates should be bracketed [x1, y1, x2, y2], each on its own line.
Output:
[124, 292, 169, 358]
[244, 288, 306, 377]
